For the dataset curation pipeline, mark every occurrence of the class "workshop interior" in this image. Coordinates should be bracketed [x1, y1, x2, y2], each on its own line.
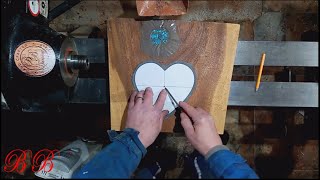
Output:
[1, 0, 319, 179]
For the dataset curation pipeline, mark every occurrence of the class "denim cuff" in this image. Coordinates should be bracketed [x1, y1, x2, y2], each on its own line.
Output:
[107, 128, 147, 158]
[205, 145, 229, 160]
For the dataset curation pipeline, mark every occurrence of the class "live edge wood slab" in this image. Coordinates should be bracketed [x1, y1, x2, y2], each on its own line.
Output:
[108, 18, 240, 134]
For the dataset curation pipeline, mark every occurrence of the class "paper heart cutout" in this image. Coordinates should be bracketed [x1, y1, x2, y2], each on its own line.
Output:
[132, 61, 196, 114]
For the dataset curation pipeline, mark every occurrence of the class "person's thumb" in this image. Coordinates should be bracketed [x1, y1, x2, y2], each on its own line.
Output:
[181, 112, 195, 138]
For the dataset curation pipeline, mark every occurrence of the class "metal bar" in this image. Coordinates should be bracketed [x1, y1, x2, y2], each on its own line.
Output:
[48, 0, 81, 22]
[228, 81, 318, 107]
[73, 38, 105, 63]
[235, 41, 318, 67]
[70, 78, 107, 104]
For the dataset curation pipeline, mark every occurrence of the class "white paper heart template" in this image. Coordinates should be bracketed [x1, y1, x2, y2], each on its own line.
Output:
[133, 62, 196, 114]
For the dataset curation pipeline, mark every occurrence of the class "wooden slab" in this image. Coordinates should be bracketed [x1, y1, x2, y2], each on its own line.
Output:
[108, 18, 240, 134]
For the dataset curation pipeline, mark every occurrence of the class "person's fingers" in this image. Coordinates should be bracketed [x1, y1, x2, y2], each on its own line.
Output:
[135, 90, 145, 104]
[143, 87, 153, 105]
[154, 89, 167, 110]
[161, 110, 169, 119]
[180, 112, 195, 138]
[196, 107, 206, 113]
[159, 110, 169, 129]
[195, 107, 202, 111]
[129, 91, 138, 108]
[179, 101, 198, 120]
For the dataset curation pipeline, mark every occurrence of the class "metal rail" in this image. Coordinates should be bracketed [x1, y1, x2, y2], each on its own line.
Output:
[234, 41, 318, 67]
[228, 81, 318, 107]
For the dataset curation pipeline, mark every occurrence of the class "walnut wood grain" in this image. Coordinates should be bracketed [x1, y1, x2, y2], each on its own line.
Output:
[108, 18, 240, 134]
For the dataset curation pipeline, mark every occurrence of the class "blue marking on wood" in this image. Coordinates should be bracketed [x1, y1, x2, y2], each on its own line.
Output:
[150, 28, 169, 45]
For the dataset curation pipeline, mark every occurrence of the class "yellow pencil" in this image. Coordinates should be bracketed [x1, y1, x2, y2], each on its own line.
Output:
[255, 53, 266, 92]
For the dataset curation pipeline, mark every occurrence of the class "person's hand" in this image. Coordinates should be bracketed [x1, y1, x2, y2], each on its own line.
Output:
[179, 101, 222, 156]
[125, 87, 168, 148]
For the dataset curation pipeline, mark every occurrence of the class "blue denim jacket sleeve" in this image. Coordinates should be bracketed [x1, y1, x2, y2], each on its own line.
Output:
[72, 128, 147, 179]
[206, 148, 259, 179]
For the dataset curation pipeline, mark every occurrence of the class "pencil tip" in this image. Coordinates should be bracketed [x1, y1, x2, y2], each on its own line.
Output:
[255, 88, 259, 92]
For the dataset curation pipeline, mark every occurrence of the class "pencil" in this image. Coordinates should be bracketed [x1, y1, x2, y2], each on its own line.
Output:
[255, 53, 266, 92]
